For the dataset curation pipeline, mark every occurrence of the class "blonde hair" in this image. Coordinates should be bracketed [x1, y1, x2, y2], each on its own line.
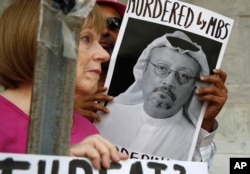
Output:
[0, 0, 39, 88]
[80, 4, 105, 35]
[0, 1, 105, 89]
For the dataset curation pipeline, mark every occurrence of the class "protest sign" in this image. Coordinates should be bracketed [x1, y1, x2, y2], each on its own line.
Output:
[95, 0, 234, 161]
[0, 153, 208, 174]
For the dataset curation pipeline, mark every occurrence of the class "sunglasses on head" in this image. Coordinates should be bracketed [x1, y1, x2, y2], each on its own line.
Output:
[106, 17, 122, 30]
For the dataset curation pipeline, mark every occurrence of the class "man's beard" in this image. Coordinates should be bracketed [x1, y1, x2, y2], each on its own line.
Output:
[148, 86, 176, 110]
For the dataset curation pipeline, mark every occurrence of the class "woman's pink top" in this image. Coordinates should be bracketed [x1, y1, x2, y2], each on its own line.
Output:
[0, 95, 99, 153]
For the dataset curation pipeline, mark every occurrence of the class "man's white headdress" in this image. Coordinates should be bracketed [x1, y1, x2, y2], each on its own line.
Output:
[114, 31, 209, 106]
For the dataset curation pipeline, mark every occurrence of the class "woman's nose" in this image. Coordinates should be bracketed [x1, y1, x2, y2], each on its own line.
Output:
[94, 42, 110, 62]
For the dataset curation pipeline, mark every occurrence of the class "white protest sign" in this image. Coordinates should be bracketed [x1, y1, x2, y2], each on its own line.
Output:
[0, 153, 208, 174]
[96, 0, 234, 162]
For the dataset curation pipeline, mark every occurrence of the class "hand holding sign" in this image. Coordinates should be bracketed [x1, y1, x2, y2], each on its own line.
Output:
[69, 134, 128, 169]
[0, 153, 208, 174]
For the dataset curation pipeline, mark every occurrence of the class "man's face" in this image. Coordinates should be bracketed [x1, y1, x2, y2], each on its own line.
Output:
[99, 4, 122, 55]
[141, 47, 201, 118]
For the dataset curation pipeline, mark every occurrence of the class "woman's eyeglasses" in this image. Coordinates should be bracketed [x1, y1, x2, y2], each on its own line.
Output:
[106, 17, 122, 30]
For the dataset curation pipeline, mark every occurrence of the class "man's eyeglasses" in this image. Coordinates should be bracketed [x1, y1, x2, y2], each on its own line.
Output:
[149, 61, 197, 84]
[106, 17, 122, 30]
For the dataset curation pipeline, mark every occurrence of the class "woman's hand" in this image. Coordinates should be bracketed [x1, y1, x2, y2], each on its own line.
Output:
[69, 134, 128, 169]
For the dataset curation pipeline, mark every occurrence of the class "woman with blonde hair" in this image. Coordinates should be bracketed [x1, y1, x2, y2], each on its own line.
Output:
[0, 0, 127, 169]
